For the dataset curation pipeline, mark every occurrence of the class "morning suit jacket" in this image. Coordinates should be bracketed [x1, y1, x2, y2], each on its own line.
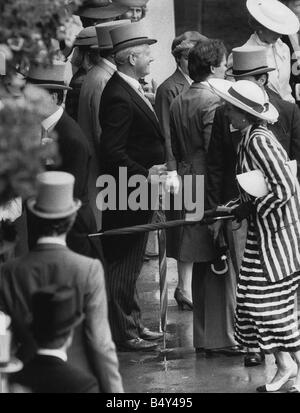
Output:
[28, 111, 104, 261]
[155, 68, 190, 170]
[99, 72, 165, 262]
[11, 354, 99, 393]
[281, 34, 300, 105]
[206, 86, 300, 209]
[0, 243, 124, 392]
[237, 126, 300, 283]
[78, 60, 116, 227]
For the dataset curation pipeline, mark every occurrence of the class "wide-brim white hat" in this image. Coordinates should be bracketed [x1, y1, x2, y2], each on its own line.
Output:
[208, 78, 279, 123]
[247, 0, 300, 35]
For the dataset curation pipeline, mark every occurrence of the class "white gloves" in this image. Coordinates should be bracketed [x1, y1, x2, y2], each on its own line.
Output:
[164, 170, 180, 194]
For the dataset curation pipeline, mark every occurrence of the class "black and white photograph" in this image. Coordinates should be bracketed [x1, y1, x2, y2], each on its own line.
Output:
[0, 0, 300, 397]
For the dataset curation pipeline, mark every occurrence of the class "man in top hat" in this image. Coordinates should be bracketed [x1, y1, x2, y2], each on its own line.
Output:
[113, 0, 149, 22]
[206, 45, 300, 367]
[0, 171, 123, 392]
[78, 20, 130, 229]
[10, 285, 99, 393]
[99, 22, 166, 351]
[26, 63, 104, 263]
[65, 26, 99, 121]
[74, 0, 129, 27]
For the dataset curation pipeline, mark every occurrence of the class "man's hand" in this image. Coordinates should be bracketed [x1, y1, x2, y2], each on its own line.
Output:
[148, 164, 167, 182]
[164, 170, 180, 194]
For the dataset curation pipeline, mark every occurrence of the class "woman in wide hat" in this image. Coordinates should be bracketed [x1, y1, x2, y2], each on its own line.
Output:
[243, 0, 299, 102]
[209, 77, 300, 393]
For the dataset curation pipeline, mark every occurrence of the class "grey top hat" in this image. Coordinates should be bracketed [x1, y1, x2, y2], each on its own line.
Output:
[226, 46, 275, 78]
[27, 171, 81, 219]
[112, 0, 149, 6]
[74, 0, 129, 19]
[91, 19, 131, 49]
[27, 63, 72, 90]
[110, 21, 157, 54]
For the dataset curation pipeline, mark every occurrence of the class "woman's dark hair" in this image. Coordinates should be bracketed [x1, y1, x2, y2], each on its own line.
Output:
[248, 15, 265, 32]
[188, 39, 227, 82]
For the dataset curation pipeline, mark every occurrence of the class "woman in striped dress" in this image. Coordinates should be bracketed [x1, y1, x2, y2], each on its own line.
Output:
[209, 78, 300, 393]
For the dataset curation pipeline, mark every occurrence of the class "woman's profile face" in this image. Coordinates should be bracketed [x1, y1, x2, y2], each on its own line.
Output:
[256, 26, 282, 44]
[212, 54, 228, 80]
[224, 102, 250, 130]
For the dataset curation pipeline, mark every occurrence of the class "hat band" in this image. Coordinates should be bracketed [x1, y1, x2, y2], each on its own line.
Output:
[27, 78, 66, 87]
[228, 87, 269, 113]
[34, 203, 75, 215]
[232, 65, 269, 75]
[114, 36, 150, 48]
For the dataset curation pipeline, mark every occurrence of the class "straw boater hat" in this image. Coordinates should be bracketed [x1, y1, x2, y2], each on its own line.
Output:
[246, 0, 300, 35]
[226, 45, 275, 78]
[27, 171, 81, 219]
[208, 78, 279, 123]
[27, 63, 71, 90]
[110, 21, 156, 53]
[74, 0, 129, 19]
[91, 19, 131, 49]
[73, 26, 98, 47]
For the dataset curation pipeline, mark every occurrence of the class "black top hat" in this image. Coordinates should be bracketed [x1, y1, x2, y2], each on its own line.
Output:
[31, 285, 84, 343]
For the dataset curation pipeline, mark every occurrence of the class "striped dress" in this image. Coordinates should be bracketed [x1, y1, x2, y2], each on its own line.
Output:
[234, 125, 300, 353]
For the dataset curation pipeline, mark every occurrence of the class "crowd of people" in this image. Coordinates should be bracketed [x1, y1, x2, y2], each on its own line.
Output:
[1, 0, 300, 393]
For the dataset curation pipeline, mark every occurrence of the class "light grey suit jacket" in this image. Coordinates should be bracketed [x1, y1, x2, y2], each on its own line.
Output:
[78, 59, 116, 228]
[0, 243, 124, 393]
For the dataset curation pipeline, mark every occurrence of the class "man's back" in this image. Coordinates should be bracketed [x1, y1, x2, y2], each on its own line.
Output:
[0, 243, 123, 393]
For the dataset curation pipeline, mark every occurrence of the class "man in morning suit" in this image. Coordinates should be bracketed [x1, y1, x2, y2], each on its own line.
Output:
[11, 285, 99, 393]
[0, 171, 123, 392]
[26, 63, 104, 262]
[99, 22, 166, 351]
[206, 45, 300, 367]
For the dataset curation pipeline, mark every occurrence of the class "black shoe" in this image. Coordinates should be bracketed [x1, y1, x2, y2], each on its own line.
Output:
[140, 328, 163, 341]
[218, 346, 246, 356]
[174, 288, 193, 311]
[244, 352, 265, 367]
[117, 338, 158, 352]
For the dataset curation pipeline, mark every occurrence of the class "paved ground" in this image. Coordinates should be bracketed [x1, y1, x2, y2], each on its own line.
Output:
[117, 257, 296, 393]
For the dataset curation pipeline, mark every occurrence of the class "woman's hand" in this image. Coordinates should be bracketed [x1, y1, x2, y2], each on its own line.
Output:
[232, 201, 254, 223]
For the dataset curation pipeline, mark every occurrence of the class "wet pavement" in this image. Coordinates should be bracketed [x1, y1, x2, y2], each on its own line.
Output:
[117, 257, 292, 393]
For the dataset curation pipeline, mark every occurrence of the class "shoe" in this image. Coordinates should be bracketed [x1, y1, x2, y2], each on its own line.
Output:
[257, 369, 297, 393]
[139, 328, 163, 341]
[117, 338, 158, 352]
[174, 288, 193, 311]
[287, 385, 300, 393]
[244, 352, 265, 367]
[218, 346, 246, 356]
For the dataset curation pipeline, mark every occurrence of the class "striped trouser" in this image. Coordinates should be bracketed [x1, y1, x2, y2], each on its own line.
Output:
[106, 232, 148, 343]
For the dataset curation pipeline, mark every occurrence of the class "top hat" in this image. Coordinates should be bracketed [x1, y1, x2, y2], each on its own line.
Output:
[110, 21, 157, 53]
[31, 285, 84, 343]
[226, 46, 275, 78]
[92, 19, 131, 49]
[112, 0, 149, 7]
[171, 31, 207, 55]
[75, 0, 129, 19]
[27, 171, 82, 219]
[73, 26, 98, 47]
[208, 78, 279, 123]
[27, 63, 71, 90]
[246, 0, 300, 35]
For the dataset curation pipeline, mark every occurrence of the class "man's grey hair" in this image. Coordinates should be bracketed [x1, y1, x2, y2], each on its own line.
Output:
[114, 45, 147, 66]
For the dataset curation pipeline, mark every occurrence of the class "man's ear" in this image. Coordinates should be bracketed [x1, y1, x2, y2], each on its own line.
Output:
[51, 92, 58, 104]
[128, 53, 136, 66]
[210, 65, 216, 74]
[258, 73, 267, 87]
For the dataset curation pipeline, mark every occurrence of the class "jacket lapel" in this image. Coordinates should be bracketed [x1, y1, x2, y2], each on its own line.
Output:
[115, 73, 163, 137]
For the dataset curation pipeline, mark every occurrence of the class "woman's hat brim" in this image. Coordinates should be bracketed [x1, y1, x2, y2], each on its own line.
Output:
[112, 38, 157, 54]
[226, 66, 275, 78]
[208, 79, 279, 123]
[27, 198, 82, 219]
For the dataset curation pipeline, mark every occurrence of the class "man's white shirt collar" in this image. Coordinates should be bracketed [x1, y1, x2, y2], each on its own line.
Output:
[102, 58, 117, 71]
[37, 348, 67, 362]
[42, 106, 64, 132]
[37, 236, 66, 246]
[118, 71, 142, 92]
